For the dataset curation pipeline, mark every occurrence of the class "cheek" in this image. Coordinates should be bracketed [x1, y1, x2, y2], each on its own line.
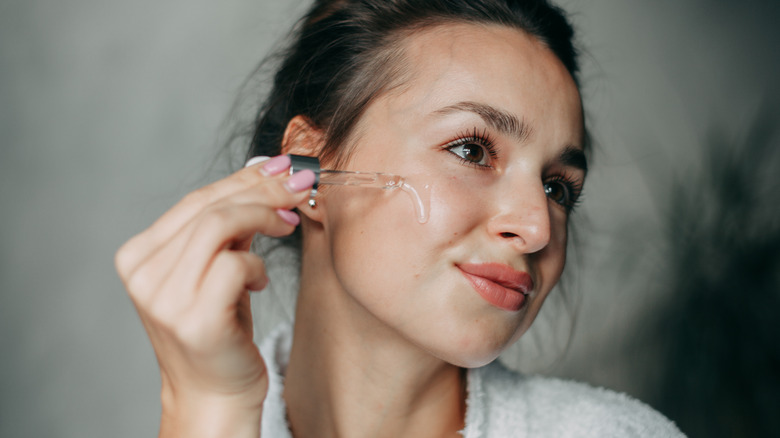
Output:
[323, 186, 430, 297]
[544, 214, 569, 280]
[503, 214, 569, 343]
[320, 177, 482, 317]
[523, 215, 568, 321]
[423, 173, 497, 234]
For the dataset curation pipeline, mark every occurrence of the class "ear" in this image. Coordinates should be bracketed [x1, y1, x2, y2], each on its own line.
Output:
[281, 116, 327, 224]
[281, 115, 325, 157]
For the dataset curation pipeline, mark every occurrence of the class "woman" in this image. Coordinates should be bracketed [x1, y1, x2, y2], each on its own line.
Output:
[115, 0, 685, 436]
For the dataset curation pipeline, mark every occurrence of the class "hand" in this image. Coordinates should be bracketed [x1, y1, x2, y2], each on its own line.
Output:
[115, 155, 314, 437]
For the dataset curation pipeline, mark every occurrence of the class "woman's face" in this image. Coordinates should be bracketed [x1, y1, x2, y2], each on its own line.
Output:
[315, 23, 585, 367]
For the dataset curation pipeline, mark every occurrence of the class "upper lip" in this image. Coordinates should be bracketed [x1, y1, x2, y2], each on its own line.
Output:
[456, 262, 534, 295]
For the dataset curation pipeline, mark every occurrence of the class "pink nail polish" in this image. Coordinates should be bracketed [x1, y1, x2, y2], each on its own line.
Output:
[284, 169, 316, 193]
[276, 209, 300, 226]
[260, 155, 291, 176]
[244, 156, 270, 168]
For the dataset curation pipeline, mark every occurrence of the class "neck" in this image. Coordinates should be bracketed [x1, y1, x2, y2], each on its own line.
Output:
[282, 232, 466, 438]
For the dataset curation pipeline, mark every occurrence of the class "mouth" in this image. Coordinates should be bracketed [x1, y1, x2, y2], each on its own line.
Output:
[456, 263, 534, 312]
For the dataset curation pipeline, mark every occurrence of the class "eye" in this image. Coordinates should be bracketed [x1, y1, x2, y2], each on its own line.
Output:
[544, 181, 570, 205]
[443, 128, 497, 168]
[448, 143, 489, 166]
[544, 175, 583, 211]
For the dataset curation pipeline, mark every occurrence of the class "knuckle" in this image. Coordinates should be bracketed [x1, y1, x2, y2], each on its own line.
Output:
[125, 268, 156, 301]
[237, 167, 265, 186]
[114, 235, 147, 278]
[114, 244, 133, 278]
[181, 187, 212, 208]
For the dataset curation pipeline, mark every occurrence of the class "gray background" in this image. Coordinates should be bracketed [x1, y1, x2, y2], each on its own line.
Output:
[1, 1, 778, 437]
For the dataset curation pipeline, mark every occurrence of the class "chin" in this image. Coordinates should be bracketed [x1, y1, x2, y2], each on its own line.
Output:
[432, 340, 507, 369]
[420, 318, 527, 369]
[443, 352, 503, 369]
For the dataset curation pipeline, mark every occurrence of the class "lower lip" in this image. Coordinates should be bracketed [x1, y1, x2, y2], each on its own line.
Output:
[458, 270, 528, 312]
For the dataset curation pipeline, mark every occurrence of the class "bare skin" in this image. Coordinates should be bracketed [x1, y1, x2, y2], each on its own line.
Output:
[283, 24, 583, 438]
[115, 157, 316, 437]
[116, 22, 583, 438]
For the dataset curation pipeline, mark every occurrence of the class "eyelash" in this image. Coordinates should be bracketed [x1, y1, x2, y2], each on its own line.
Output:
[544, 172, 584, 212]
[443, 127, 498, 169]
[443, 127, 584, 212]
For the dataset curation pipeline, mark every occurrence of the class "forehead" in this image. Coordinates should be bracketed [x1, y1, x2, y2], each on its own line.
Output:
[372, 22, 584, 146]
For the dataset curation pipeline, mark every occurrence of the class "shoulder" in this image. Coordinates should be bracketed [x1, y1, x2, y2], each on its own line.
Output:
[465, 361, 685, 437]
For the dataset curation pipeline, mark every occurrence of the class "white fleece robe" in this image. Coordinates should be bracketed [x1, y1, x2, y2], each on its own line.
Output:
[258, 323, 685, 437]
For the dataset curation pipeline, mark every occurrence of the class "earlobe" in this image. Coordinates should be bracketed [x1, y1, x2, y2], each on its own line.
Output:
[281, 115, 325, 157]
[297, 193, 326, 224]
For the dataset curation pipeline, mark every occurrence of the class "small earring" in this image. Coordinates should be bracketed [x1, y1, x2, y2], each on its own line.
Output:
[308, 198, 317, 208]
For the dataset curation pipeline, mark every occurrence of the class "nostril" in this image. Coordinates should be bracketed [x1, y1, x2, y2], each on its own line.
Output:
[500, 232, 518, 239]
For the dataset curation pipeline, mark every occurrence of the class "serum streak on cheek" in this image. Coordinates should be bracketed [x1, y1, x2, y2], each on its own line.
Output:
[400, 179, 431, 224]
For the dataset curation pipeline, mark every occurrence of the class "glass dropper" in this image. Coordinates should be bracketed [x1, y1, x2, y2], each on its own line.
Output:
[318, 169, 404, 189]
[287, 154, 429, 223]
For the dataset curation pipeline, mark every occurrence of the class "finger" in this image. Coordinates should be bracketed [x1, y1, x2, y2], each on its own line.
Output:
[145, 249, 265, 337]
[124, 202, 283, 306]
[243, 156, 270, 168]
[197, 251, 268, 311]
[155, 253, 265, 358]
[119, 176, 310, 306]
[118, 167, 314, 298]
[158, 155, 294, 235]
[116, 156, 293, 277]
[165, 201, 303, 297]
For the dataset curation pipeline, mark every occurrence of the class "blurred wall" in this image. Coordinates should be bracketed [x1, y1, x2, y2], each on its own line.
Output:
[1, 1, 777, 436]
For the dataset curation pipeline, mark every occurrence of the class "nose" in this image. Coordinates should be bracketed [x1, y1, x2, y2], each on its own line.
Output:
[486, 179, 552, 254]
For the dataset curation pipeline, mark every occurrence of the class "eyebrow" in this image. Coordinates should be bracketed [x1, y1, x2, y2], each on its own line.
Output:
[433, 101, 533, 143]
[559, 145, 588, 173]
[433, 100, 588, 172]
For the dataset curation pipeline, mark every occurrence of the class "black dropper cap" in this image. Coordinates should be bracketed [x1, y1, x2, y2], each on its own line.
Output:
[288, 154, 320, 196]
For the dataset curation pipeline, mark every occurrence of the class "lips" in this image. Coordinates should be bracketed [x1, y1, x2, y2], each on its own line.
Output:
[457, 263, 534, 312]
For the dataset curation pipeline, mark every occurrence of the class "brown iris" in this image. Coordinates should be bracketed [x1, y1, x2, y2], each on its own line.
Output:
[544, 182, 569, 205]
[462, 144, 485, 163]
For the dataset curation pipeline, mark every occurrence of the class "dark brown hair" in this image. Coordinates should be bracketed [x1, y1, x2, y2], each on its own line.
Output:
[247, 0, 583, 166]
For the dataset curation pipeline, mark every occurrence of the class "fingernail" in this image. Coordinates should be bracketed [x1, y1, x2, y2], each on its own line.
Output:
[245, 156, 270, 168]
[260, 155, 291, 176]
[276, 209, 300, 226]
[284, 169, 316, 193]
